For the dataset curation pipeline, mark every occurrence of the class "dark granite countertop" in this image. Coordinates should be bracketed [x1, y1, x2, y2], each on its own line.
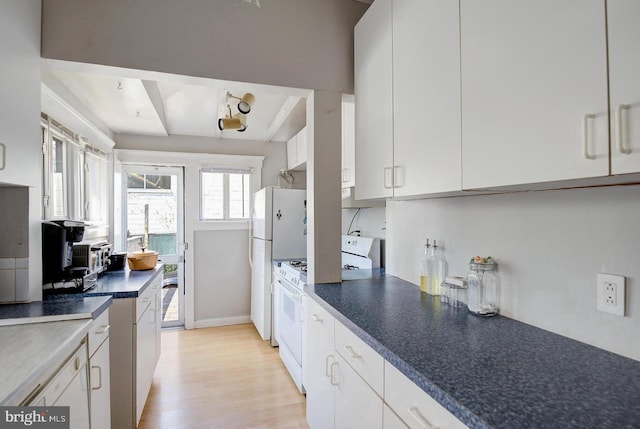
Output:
[305, 275, 640, 429]
[44, 265, 163, 300]
[0, 296, 112, 326]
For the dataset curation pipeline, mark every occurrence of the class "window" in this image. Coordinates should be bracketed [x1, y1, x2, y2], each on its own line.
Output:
[41, 115, 109, 225]
[200, 168, 251, 220]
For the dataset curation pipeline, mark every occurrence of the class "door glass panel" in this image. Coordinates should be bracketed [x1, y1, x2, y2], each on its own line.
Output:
[125, 169, 184, 327]
[162, 264, 179, 323]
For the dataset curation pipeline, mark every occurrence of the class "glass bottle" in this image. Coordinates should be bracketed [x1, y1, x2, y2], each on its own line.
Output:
[467, 258, 500, 316]
[419, 239, 431, 293]
[428, 240, 445, 296]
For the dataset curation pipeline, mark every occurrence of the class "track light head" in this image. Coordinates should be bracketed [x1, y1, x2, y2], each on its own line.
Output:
[237, 93, 255, 114]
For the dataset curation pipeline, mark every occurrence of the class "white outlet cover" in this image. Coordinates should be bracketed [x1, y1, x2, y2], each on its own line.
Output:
[597, 273, 625, 316]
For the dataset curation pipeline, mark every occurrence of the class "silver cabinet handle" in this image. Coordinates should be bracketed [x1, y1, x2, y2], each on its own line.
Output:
[311, 313, 322, 322]
[345, 345, 362, 359]
[96, 324, 110, 335]
[330, 361, 339, 386]
[325, 354, 335, 377]
[616, 104, 632, 154]
[408, 406, 439, 429]
[0, 143, 5, 171]
[583, 114, 596, 160]
[383, 167, 394, 189]
[91, 365, 103, 390]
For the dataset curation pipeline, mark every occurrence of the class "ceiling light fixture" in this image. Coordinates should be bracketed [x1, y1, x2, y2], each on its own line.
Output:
[218, 92, 255, 132]
[218, 105, 247, 132]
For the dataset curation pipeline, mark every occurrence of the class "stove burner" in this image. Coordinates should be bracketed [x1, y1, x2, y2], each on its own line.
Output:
[289, 260, 304, 267]
[343, 264, 360, 270]
[301, 265, 307, 273]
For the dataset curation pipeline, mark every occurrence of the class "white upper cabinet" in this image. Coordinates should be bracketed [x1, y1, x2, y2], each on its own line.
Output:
[460, 0, 609, 189]
[342, 98, 356, 189]
[287, 127, 307, 171]
[354, 0, 393, 200]
[392, 0, 461, 196]
[0, 0, 41, 187]
[608, 0, 640, 174]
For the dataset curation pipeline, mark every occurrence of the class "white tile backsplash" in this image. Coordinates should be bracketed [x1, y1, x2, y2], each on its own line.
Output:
[15, 269, 29, 301]
[0, 258, 16, 270]
[0, 269, 16, 302]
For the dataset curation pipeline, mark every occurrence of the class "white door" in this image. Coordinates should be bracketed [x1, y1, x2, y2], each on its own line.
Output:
[271, 188, 307, 260]
[354, 0, 394, 200]
[393, 0, 461, 196]
[250, 237, 272, 341]
[461, 0, 609, 189]
[608, 0, 640, 174]
[122, 165, 185, 328]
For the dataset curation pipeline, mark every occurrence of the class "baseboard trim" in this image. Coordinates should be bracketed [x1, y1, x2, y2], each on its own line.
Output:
[194, 316, 251, 329]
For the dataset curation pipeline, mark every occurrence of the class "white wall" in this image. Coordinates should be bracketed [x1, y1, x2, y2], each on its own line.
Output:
[116, 133, 288, 189]
[41, 0, 368, 94]
[386, 185, 640, 361]
[342, 207, 386, 239]
[193, 229, 251, 326]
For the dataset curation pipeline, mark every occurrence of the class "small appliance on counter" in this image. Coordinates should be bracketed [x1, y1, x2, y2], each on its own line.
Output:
[42, 220, 113, 293]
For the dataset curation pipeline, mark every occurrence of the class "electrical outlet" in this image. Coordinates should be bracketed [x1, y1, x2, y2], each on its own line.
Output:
[597, 273, 625, 316]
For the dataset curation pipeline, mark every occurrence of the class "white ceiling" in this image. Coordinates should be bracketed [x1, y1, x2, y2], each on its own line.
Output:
[43, 61, 309, 144]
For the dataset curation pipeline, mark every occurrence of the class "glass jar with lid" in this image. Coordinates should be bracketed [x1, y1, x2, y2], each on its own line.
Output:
[467, 257, 500, 316]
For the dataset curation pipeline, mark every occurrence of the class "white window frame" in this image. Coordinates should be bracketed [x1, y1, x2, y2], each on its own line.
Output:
[199, 167, 252, 221]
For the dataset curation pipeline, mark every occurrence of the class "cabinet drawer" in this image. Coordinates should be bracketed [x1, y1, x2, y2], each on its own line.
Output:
[31, 343, 88, 406]
[335, 320, 384, 397]
[136, 274, 160, 322]
[88, 309, 110, 357]
[384, 361, 467, 429]
[384, 404, 409, 429]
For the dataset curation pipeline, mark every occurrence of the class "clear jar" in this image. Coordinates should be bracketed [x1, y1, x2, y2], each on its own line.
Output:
[467, 261, 500, 316]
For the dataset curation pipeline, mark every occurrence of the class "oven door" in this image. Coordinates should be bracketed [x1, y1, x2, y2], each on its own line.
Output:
[275, 277, 303, 366]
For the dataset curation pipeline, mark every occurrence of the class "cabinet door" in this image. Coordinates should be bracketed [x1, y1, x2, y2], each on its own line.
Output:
[342, 99, 356, 189]
[460, 0, 609, 189]
[303, 297, 335, 429]
[384, 404, 410, 429]
[287, 134, 298, 170]
[297, 127, 307, 168]
[0, 1, 40, 188]
[608, 0, 640, 174]
[90, 339, 112, 429]
[334, 353, 383, 429]
[393, 0, 461, 196]
[135, 306, 156, 424]
[354, 0, 393, 200]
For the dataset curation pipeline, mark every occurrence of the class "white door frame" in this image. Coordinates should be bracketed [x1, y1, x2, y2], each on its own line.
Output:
[115, 149, 263, 330]
[121, 164, 186, 328]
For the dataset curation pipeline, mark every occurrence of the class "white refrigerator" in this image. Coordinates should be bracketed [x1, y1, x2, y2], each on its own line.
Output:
[250, 187, 307, 345]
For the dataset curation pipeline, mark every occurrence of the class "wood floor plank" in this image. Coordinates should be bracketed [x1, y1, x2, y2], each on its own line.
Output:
[138, 324, 310, 429]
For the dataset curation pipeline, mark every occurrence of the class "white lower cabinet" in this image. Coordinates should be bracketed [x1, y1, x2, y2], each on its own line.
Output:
[385, 362, 467, 429]
[384, 404, 410, 429]
[110, 271, 162, 428]
[89, 310, 111, 429]
[303, 296, 335, 429]
[334, 353, 383, 429]
[304, 297, 468, 429]
[28, 343, 91, 429]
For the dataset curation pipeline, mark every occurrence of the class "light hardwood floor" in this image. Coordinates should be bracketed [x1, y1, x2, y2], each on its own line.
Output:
[138, 324, 310, 429]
